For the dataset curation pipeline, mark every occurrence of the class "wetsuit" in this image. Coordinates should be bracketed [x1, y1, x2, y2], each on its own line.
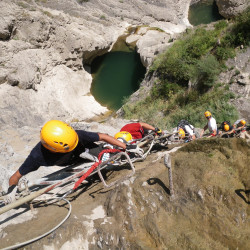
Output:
[120, 123, 145, 139]
[19, 130, 99, 176]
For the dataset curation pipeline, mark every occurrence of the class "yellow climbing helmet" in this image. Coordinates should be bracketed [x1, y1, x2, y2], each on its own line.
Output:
[178, 128, 185, 139]
[114, 131, 132, 143]
[204, 111, 212, 118]
[240, 120, 246, 126]
[224, 124, 230, 132]
[40, 120, 79, 153]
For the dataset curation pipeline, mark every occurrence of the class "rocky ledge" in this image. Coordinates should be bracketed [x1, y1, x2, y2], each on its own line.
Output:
[216, 0, 250, 18]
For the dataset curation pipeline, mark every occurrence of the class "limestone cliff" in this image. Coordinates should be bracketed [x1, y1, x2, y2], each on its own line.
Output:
[216, 0, 250, 18]
[0, 0, 192, 128]
[0, 2, 249, 248]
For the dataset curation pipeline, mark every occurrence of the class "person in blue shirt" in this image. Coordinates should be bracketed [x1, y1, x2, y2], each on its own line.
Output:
[8, 120, 143, 187]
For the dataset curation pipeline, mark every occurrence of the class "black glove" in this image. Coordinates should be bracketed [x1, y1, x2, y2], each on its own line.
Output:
[154, 127, 162, 136]
[126, 144, 144, 157]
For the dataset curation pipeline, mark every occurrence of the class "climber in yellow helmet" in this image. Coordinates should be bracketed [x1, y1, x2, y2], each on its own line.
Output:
[218, 120, 235, 137]
[233, 119, 249, 139]
[200, 111, 218, 138]
[115, 122, 163, 142]
[233, 119, 246, 130]
[8, 120, 144, 187]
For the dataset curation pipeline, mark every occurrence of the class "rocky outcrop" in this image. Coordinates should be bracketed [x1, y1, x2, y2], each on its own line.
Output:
[217, 47, 250, 121]
[0, 0, 192, 128]
[126, 23, 189, 68]
[216, 0, 250, 18]
[1, 136, 249, 249]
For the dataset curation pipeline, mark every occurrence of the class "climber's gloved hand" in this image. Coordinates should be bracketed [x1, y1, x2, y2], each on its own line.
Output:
[154, 127, 163, 136]
[3, 185, 18, 205]
[126, 144, 144, 157]
[18, 176, 29, 191]
[0, 190, 7, 197]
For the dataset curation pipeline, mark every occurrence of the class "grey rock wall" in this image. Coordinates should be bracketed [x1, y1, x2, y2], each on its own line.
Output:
[0, 0, 192, 129]
[216, 0, 250, 18]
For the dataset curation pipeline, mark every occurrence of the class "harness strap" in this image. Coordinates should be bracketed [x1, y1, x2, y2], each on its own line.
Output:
[73, 148, 121, 190]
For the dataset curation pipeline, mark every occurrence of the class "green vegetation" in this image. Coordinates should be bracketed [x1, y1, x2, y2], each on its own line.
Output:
[35, 0, 47, 3]
[123, 86, 238, 129]
[42, 11, 54, 18]
[76, 0, 89, 3]
[148, 27, 164, 33]
[13, 35, 19, 40]
[17, 1, 29, 8]
[122, 9, 250, 129]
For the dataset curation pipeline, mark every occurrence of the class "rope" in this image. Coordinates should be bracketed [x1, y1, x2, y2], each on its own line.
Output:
[73, 148, 121, 190]
[2, 198, 72, 250]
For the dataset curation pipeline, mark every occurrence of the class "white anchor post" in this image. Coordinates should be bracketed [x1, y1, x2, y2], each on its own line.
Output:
[164, 154, 175, 198]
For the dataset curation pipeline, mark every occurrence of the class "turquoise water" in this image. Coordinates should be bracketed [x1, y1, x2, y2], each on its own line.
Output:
[91, 51, 146, 110]
[189, 0, 223, 26]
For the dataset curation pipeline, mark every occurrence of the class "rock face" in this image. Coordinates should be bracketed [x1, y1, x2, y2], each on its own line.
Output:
[218, 47, 250, 121]
[216, 0, 250, 18]
[1, 137, 249, 249]
[0, 0, 192, 129]
[126, 24, 188, 68]
[0, 1, 249, 249]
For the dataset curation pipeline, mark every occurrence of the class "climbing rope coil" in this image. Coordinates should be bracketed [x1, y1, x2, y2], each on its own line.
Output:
[2, 198, 72, 250]
[0, 148, 135, 249]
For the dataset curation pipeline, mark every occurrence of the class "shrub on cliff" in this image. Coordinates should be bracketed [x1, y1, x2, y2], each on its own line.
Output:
[122, 9, 250, 129]
[150, 27, 219, 87]
[123, 85, 238, 129]
[215, 8, 250, 60]
[190, 54, 221, 91]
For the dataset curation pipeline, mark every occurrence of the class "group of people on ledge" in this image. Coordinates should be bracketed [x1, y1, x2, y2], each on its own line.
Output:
[201, 111, 248, 139]
[2, 111, 248, 202]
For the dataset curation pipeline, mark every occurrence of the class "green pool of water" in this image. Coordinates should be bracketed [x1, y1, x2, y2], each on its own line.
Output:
[91, 50, 146, 111]
[189, 0, 223, 26]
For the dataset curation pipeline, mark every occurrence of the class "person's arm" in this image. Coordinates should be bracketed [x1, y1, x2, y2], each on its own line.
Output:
[212, 128, 217, 135]
[98, 133, 126, 149]
[9, 170, 22, 186]
[139, 122, 163, 135]
[207, 128, 217, 138]
[200, 124, 208, 137]
[237, 125, 244, 130]
[98, 133, 144, 156]
[228, 129, 235, 134]
[139, 122, 156, 131]
[8, 143, 44, 186]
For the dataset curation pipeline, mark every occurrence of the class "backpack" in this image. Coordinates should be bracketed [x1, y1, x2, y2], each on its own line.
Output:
[224, 121, 231, 126]
[219, 121, 232, 131]
[177, 120, 194, 132]
[219, 121, 231, 127]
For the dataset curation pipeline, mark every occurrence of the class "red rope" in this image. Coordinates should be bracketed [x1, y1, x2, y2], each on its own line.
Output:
[73, 148, 122, 190]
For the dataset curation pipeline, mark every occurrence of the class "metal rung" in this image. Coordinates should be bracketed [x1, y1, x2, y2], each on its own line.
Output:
[97, 152, 135, 188]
